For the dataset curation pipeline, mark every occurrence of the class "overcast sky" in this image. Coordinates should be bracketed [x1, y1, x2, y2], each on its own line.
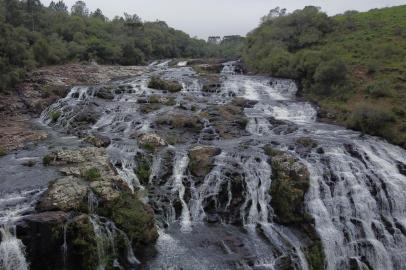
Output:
[42, 0, 405, 39]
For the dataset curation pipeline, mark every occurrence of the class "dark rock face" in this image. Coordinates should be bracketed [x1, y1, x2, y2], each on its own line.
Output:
[16, 211, 69, 270]
[95, 85, 114, 100]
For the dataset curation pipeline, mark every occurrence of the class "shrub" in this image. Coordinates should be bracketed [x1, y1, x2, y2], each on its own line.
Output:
[348, 105, 394, 136]
[83, 168, 101, 181]
[43, 154, 53, 166]
[0, 147, 7, 157]
[365, 81, 391, 98]
[50, 111, 61, 122]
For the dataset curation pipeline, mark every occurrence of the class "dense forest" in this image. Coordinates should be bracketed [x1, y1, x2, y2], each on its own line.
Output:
[0, 0, 242, 92]
[243, 5, 406, 147]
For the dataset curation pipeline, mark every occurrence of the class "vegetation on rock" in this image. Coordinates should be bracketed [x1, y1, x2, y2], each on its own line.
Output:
[264, 145, 310, 224]
[148, 76, 182, 93]
[82, 167, 101, 181]
[97, 192, 158, 248]
[188, 146, 221, 177]
[0, 146, 7, 156]
[50, 111, 61, 122]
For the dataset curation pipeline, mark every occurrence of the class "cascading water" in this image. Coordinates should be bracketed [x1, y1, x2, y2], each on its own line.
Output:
[7, 59, 404, 270]
[0, 189, 44, 270]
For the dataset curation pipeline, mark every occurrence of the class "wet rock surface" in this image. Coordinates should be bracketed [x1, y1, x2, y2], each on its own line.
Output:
[18, 147, 158, 269]
[2, 60, 406, 270]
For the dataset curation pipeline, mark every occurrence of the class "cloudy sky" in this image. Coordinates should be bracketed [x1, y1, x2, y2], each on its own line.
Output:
[42, 0, 404, 39]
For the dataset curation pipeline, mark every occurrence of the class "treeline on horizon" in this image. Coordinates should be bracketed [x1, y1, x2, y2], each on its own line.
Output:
[242, 5, 406, 147]
[0, 0, 243, 91]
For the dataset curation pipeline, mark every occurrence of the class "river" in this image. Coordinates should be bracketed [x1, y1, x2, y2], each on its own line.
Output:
[0, 61, 405, 270]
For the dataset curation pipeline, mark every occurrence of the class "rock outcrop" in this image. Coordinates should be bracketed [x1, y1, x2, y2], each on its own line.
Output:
[188, 145, 221, 177]
[18, 147, 158, 270]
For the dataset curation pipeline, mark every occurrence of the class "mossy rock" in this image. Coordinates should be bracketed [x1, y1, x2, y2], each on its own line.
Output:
[305, 241, 325, 270]
[43, 154, 53, 166]
[188, 146, 221, 178]
[269, 152, 310, 224]
[66, 215, 99, 270]
[97, 192, 158, 249]
[148, 76, 182, 93]
[263, 144, 283, 157]
[50, 111, 61, 122]
[296, 137, 318, 148]
[0, 146, 7, 157]
[134, 153, 152, 185]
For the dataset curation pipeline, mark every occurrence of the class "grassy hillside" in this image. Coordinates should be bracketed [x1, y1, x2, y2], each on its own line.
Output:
[243, 6, 406, 147]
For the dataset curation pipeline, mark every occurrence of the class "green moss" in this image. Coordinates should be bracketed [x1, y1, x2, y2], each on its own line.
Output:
[305, 241, 325, 270]
[263, 145, 283, 157]
[135, 155, 151, 185]
[148, 76, 182, 93]
[83, 168, 101, 181]
[269, 153, 310, 224]
[296, 137, 318, 148]
[67, 217, 99, 270]
[0, 146, 7, 157]
[140, 142, 156, 152]
[97, 192, 158, 247]
[50, 111, 61, 122]
[42, 154, 53, 166]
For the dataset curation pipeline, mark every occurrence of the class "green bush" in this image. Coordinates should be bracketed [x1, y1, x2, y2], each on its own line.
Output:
[83, 168, 101, 181]
[50, 111, 61, 122]
[348, 105, 394, 136]
[365, 81, 392, 98]
[42, 154, 53, 166]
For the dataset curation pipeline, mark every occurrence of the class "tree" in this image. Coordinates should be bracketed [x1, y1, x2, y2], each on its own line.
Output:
[124, 13, 142, 33]
[261, 7, 287, 23]
[71, 1, 88, 17]
[92, 8, 105, 21]
[49, 1, 67, 12]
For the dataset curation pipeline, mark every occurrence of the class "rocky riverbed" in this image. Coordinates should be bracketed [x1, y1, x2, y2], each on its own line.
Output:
[1, 60, 406, 270]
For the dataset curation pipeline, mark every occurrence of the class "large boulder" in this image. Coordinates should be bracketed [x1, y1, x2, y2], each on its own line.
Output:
[37, 176, 88, 212]
[264, 145, 310, 225]
[203, 104, 248, 139]
[16, 211, 69, 270]
[188, 146, 221, 177]
[138, 133, 167, 151]
[31, 147, 159, 269]
[84, 134, 111, 148]
[148, 76, 182, 93]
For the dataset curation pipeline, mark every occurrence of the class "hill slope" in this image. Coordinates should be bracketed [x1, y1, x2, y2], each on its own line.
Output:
[243, 5, 406, 147]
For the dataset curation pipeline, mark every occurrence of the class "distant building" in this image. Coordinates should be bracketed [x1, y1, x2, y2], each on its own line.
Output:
[208, 36, 221, 44]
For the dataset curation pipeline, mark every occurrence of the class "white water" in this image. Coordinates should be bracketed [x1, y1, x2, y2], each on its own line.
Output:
[33, 62, 406, 269]
[0, 190, 44, 270]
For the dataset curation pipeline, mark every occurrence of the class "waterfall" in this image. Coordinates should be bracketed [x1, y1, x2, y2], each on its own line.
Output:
[33, 61, 406, 269]
[170, 152, 191, 232]
[0, 189, 44, 270]
[0, 226, 28, 270]
[305, 141, 406, 270]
